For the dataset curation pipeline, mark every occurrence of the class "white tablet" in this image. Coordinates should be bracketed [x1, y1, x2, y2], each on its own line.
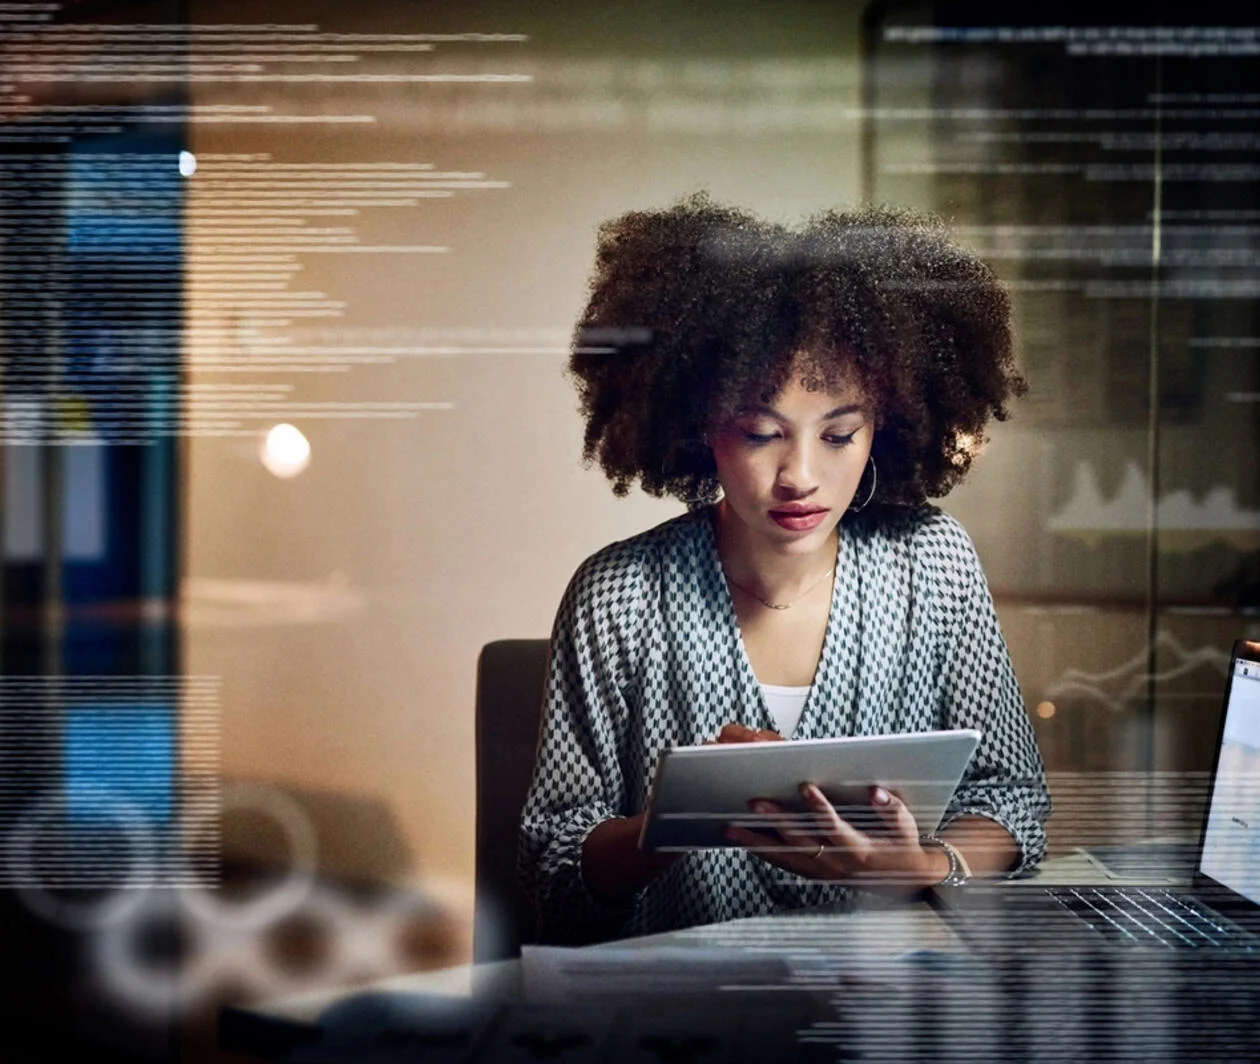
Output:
[637, 729, 981, 851]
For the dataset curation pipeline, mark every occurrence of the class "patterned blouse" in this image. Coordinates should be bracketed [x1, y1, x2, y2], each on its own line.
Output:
[518, 505, 1051, 942]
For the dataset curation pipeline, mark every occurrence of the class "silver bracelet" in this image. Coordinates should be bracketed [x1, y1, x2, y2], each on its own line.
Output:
[918, 834, 971, 887]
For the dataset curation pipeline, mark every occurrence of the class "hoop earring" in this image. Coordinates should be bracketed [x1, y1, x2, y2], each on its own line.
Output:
[847, 456, 877, 514]
[678, 438, 717, 508]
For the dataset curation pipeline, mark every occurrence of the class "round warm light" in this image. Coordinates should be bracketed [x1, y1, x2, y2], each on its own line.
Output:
[1035, 701, 1056, 720]
[261, 423, 311, 479]
[179, 151, 197, 177]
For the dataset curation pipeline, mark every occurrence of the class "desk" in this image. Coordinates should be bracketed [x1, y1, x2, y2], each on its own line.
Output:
[224, 845, 1255, 1064]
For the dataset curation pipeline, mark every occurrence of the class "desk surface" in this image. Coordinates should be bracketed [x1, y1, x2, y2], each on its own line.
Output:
[222, 843, 1207, 1062]
[229, 900, 959, 1026]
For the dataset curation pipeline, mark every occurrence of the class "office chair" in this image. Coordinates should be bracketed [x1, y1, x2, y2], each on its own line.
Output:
[473, 638, 550, 963]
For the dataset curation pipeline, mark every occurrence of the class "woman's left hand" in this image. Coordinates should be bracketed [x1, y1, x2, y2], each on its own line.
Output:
[723, 782, 947, 893]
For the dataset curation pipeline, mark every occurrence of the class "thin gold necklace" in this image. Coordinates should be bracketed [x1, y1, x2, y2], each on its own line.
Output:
[726, 565, 835, 611]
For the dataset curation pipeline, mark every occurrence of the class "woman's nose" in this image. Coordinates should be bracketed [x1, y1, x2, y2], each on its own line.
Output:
[775, 440, 817, 495]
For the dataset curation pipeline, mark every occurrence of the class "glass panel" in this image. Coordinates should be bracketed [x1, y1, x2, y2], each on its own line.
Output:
[863, 3, 1260, 850]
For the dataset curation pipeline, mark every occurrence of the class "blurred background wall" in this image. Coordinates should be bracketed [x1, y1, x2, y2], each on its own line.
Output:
[1, 0, 1258, 1058]
[180, 0, 869, 902]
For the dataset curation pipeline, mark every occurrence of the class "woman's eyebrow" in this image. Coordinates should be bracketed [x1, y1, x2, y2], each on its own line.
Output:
[739, 403, 865, 421]
[820, 404, 865, 419]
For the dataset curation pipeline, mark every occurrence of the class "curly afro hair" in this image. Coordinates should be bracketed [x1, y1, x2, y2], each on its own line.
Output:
[568, 193, 1025, 519]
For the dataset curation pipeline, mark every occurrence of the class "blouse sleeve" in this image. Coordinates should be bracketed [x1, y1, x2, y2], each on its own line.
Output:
[935, 529, 1052, 875]
[517, 546, 648, 942]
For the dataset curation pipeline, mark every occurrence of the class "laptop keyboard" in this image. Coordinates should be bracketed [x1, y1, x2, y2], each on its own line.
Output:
[1047, 887, 1258, 951]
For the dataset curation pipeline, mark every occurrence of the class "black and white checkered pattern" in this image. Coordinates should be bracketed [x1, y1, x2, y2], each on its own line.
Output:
[518, 507, 1051, 942]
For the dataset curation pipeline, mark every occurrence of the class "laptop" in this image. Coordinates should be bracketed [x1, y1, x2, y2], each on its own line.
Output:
[933, 638, 1260, 955]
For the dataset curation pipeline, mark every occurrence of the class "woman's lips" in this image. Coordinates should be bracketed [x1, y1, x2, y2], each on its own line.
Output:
[769, 508, 828, 532]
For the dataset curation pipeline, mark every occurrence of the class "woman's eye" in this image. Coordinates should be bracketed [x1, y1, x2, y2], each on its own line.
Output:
[741, 431, 778, 445]
[823, 432, 857, 447]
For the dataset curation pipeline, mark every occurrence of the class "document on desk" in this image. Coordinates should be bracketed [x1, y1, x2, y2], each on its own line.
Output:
[519, 944, 983, 1063]
[520, 945, 869, 1063]
[519, 942, 929, 1005]
[521, 945, 796, 1004]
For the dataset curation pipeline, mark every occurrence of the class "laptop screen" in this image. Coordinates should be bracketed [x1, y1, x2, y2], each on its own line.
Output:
[1199, 645, 1260, 904]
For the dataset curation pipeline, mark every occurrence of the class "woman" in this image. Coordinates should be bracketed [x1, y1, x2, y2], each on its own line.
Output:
[519, 195, 1051, 943]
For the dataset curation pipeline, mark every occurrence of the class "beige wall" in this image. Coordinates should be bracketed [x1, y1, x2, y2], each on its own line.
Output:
[182, 2, 869, 917]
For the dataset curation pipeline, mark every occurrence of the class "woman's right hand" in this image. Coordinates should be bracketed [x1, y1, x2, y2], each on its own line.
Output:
[710, 722, 784, 744]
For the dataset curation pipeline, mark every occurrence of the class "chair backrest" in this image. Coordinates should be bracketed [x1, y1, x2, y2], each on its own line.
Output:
[473, 638, 550, 963]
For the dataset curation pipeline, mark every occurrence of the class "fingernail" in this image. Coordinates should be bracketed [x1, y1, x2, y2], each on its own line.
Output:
[872, 787, 890, 805]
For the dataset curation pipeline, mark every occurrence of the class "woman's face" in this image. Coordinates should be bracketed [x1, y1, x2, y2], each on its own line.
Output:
[709, 372, 874, 558]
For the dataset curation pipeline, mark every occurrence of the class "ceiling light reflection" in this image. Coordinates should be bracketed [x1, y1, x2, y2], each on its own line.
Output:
[261, 423, 311, 479]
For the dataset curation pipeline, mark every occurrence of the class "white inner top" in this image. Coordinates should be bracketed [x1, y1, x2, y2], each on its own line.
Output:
[760, 683, 810, 738]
